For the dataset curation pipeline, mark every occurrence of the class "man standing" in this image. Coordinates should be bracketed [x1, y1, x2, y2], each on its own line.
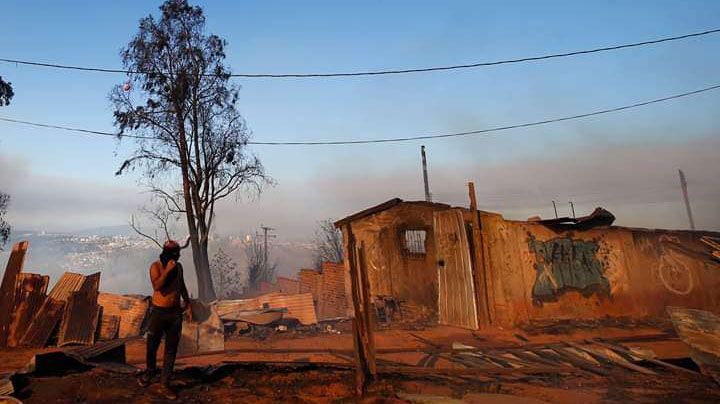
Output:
[138, 239, 192, 400]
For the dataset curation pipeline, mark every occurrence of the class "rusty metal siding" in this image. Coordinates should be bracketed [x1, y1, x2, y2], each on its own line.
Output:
[57, 292, 101, 346]
[97, 293, 149, 338]
[257, 293, 318, 325]
[434, 209, 478, 330]
[481, 213, 720, 327]
[98, 314, 120, 340]
[7, 273, 48, 347]
[57, 273, 101, 346]
[0, 241, 28, 347]
[299, 264, 348, 320]
[20, 272, 88, 347]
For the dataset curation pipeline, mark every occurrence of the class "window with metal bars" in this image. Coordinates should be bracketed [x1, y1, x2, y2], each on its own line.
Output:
[403, 229, 427, 256]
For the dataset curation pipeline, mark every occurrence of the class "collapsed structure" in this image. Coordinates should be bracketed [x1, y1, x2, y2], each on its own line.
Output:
[335, 197, 720, 330]
[0, 241, 151, 350]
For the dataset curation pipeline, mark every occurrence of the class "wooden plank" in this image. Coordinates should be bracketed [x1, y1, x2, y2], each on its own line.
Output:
[378, 365, 583, 376]
[0, 241, 28, 347]
[357, 241, 377, 375]
[507, 348, 568, 367]
[467, 182, 491, 328]
[568, 341, 655, 375]
[592, 339, 698, 375]
[459, 351, 516, 368]
[548, 345, 610, 376]
[347, 225, 375, 395]
[434, 209, 479, 329]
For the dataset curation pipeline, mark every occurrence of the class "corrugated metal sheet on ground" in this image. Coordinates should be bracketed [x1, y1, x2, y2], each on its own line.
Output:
[65, 336, 136, 360]
[0, 240, 28, 347]
[20, 272, 87, 347]
[257, 293, 318, 325]
[57, 273, 101, 347]
[213, 292, 283, 318]
[214, 292, 318, 325]
[98, 293, 149, 338]
[7, 273, 48, 347]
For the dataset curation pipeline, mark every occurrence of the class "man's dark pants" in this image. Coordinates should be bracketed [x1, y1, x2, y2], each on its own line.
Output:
[146, 305, 183, 386]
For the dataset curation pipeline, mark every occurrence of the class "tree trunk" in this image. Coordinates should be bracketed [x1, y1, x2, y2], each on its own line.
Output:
[196, 234, 215, 301]
[175, 109, 216, 302]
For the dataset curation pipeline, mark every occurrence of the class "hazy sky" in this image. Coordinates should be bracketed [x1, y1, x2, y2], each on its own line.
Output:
[1, 0, 719, 240]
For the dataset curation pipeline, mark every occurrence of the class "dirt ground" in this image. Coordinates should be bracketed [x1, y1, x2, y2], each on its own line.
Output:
[2, 324, 717, 403]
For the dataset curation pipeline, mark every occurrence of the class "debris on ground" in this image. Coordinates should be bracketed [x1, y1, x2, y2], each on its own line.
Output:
[668, 306, 720, 383]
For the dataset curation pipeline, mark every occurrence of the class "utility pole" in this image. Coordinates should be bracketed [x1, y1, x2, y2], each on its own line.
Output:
[421, 145, 431, 202]
[258, 225, 277, 278]
[678, 169, 696, 230]
[552, 201, 558, 219]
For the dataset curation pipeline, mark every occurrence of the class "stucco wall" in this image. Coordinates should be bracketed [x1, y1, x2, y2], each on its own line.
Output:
[480, 212, 720, 327]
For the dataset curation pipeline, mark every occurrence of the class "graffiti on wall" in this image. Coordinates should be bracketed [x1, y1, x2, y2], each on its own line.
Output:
[527, 235, 610, 305]
[656, 235, 694, 295]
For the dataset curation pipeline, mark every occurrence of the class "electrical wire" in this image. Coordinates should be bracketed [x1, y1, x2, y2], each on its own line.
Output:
[1, 28, 718, 78]
[1, 83, 718, 145]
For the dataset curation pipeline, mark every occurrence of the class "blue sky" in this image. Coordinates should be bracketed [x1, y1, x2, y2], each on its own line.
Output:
[1, 0, 719, 237]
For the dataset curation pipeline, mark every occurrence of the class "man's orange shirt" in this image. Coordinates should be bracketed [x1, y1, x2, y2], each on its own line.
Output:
[149, 260, 184, 308]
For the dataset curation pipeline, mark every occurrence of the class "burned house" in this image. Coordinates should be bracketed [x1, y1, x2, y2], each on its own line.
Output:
[335, 197, 720, 330]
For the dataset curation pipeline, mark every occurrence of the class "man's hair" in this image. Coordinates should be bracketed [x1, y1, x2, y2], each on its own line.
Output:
[160, 239, 181, 266]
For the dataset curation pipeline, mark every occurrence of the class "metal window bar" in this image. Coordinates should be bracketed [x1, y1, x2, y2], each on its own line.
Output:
[404, 230, 427, 255]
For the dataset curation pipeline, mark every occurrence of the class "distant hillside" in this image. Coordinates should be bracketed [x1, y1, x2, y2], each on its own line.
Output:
[0, 231, 317, 296]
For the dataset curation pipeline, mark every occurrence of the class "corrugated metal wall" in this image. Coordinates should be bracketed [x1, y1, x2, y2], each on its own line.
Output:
[480, 212, 720, 327]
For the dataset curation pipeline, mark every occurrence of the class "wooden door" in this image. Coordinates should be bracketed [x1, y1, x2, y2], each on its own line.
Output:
[434, 209, 479, 329]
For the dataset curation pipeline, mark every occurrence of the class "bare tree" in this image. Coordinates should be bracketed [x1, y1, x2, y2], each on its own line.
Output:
[210, 247, 243, 299]
[0, 76, 13, 249]
[0, 76, 13, 106]
[0, 193, 9, 250]
[312, 218, 344, 269]
[111, 0, 270, 301]
[245, 236, 275, 292]
[129, 202, 183, 248]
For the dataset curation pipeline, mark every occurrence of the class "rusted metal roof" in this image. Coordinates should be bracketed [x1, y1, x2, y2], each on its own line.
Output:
[7, 273, 48, 347]
[57, 273, 101, 347]
[98, 293, 149, 338]
[0, 240, 28, 347]
[20, 272, 88, 347]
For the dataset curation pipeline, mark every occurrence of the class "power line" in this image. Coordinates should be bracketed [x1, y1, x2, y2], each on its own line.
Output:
[0, 117, 151, 140]
[1, 28, 719, 78]
[1, 83, 718, 145]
